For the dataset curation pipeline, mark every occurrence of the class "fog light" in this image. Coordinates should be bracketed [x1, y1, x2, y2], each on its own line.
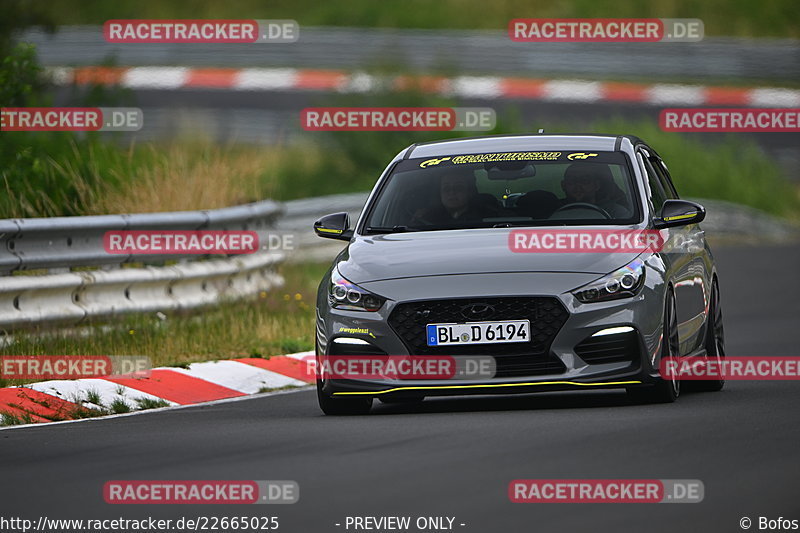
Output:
[332, 337, 370, 345]
[592, 326, 635, 337]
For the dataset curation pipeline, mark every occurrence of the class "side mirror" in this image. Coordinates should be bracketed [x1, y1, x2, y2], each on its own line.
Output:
[653, 199, 706, 229]
[313, 212, 354, 241]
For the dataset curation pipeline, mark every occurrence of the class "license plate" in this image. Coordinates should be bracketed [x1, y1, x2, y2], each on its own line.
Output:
[426, 320, 530, 346]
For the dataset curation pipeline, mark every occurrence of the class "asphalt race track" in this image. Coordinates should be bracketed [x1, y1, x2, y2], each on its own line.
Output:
[1, 243, 798, 533]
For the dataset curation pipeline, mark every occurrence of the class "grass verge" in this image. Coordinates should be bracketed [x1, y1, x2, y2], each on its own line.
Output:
[4, 121, 798, 221]
[0, 261, 329, 388]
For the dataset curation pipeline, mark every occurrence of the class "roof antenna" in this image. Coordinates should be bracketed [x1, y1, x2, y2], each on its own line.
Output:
[538, 128, 544, 134]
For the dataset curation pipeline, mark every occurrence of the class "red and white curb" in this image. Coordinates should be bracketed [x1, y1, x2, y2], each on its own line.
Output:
[0, 352, 315, 426]
[49, 66, 800, 107]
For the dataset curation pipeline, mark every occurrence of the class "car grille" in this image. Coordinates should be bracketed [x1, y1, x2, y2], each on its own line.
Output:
[575, 330, 640, 365]
[387, 297, 568, 377]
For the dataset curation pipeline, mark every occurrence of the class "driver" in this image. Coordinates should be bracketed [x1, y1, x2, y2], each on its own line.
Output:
[412, 172, 492, 225]
[560, 163, 629, 218]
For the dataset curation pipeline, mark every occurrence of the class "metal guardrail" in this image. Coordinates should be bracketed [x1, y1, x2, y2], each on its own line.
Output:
[0, 200, 283, 274]
[0, 201, 285, 331]
[23, 26, 800, 83]
[0, 253, 284, 330]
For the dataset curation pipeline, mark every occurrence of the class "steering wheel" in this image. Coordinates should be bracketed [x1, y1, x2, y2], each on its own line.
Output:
[552, 202, 612, 219]
[404, 205, 435, 226]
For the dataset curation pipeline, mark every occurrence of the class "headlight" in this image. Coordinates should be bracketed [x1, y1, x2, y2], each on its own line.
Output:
[329, 267, 386, 312]
[572, 258, 645, 303]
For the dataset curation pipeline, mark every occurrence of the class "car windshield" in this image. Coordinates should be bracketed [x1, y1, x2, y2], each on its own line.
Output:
[363, 150, 640, 233]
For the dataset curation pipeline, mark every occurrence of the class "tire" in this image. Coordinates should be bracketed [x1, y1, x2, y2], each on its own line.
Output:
[693, 277, 725, 392]
[316, 379, 373, 415]
[628, 287, 681, 404]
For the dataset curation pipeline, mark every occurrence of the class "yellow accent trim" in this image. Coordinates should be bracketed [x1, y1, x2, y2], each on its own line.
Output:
[316, 227, 344, 234]
[420, 157, 451, 168]
[663, 212, 697, 222]
[567, 152, 598, 160]
[332, 380, 642, 396]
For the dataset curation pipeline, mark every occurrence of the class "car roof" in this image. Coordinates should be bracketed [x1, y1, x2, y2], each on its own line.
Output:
[404, 134, 645, 159]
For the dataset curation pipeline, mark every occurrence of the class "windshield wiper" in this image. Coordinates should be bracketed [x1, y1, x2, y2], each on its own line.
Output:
[491, 221, 557, 228]
[365, 225, 415, 234]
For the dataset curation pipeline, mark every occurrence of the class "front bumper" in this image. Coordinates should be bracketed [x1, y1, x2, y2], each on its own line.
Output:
[316, 270, 667, 399]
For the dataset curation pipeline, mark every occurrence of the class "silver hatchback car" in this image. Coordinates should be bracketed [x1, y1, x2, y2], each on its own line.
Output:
[313, 134, 725, 415]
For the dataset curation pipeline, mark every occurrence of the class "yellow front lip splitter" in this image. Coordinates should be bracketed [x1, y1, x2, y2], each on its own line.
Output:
[332, 380, 643, 396]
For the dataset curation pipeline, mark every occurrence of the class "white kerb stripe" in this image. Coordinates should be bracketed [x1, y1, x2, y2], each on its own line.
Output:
[449, 76, 503, 98]
[122, 67, 189, 89]
[24, 379, 177, 410]
[166, 360, 305, 394]
[542, 80, 602, 102]
[235, 68, 298, 90]
[48, 67, 74, 85]
[340, 72, 377, 94]
[647, 84, 705, 105]
[748, 88, 800, 108]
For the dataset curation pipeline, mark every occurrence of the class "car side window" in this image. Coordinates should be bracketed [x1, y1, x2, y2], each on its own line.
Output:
[638, 150, 668, 212]
[649, 156, 679, 199]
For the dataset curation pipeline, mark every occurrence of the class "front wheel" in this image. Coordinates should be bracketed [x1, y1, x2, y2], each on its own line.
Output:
[692, 277, 725, 392]
[628, 287, 681, 404]
[316, 379, 373, 415]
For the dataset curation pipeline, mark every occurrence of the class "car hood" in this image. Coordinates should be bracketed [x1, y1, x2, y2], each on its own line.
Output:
[337, 229, 642, 283]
